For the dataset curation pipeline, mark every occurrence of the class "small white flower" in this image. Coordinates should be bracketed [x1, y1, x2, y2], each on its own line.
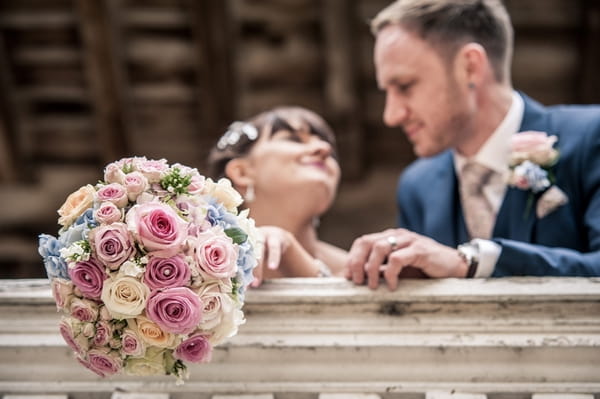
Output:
[120, 260, 144, 277]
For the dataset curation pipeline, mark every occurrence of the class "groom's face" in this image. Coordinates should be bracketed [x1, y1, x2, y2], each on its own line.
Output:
[374, 25, 471, 157]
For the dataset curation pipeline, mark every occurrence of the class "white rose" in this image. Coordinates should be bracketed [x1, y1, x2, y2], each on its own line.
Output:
[101, 276, 149, 319]
[208, 308, 245, 346]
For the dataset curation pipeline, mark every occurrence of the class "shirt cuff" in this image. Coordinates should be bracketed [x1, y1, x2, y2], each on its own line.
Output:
[471, 238, 501, 278]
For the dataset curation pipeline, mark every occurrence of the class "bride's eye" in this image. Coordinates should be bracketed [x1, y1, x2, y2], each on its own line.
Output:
[272, 130, 302, 142]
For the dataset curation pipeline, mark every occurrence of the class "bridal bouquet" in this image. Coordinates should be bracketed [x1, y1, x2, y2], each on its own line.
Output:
[38, 157, 259, 381]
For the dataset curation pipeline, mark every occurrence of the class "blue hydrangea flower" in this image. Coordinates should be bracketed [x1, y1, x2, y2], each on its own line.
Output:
[514, 160, 551, 193]
[206, 201, 238, 230]
[59, 208, 97, 247]
[38, 234, 69, 280]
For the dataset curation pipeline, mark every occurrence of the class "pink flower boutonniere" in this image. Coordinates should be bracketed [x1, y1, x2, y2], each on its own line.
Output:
[508, 131, 568, 218]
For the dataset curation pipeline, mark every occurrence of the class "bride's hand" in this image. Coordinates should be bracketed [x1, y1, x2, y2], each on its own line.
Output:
[251, 226, 293, 287]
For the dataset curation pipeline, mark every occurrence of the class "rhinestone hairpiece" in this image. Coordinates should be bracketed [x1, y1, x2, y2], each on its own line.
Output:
[217, 122, 259, 150]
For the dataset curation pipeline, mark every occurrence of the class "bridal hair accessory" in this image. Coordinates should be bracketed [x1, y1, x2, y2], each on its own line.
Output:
[38, 157, 259, 382]
[507, 131, 567, 217]
[217, 121, 259, 150]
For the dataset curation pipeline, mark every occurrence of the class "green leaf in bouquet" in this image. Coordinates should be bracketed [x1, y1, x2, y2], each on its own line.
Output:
[224, 227, 248, 244]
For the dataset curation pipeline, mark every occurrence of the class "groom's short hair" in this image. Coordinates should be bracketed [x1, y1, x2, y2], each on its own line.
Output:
[371, 0, 513, 84]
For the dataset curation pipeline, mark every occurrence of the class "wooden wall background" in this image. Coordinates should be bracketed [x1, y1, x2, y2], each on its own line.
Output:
[0, 0, 598, 278]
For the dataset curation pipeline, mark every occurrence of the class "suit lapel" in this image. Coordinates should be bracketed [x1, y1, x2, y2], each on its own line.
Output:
[493, 187, 537, 241]
[493, 93, 549, 242]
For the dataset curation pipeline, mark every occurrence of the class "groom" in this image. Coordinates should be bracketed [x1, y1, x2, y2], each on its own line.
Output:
[347, 0, 600, 290]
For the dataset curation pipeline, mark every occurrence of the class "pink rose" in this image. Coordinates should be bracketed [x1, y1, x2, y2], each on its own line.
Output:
[134, 158, 169, 183]
[146, 287, 202, 334]
[68, 257, 107, 300]
[77, 356, 105, 377]
[97, 183, 129, 208]
[93, 320, 112, 347]
[89, 223, 135, 269]
[121, 328, 145, 357]
[187, 175, 205, 195]
[51, 278, 74, 310]
[510, 131, 559, 166]
[70, 298, 99, 322]
[193, 231, 238, 279]
[197, 281, 233, 330]
[86, 347, 122, 377]
[126, 202, 188, 257]
[174, 333, 212, 363]
[99, 305, 112, 321]
[59, 317, 89, 355]
[94, 202, 123, 224]
[123, 171, 149, 202]
[144, 255, 191, 290]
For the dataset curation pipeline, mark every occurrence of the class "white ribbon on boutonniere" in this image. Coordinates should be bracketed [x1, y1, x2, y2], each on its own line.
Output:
[507, 131, 568, 218]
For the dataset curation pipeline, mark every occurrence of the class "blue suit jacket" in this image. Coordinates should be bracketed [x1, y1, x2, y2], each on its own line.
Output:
[396, 93, 600, 276]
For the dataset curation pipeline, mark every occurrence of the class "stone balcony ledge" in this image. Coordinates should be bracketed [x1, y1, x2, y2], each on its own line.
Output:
[0, 277, 599, 398]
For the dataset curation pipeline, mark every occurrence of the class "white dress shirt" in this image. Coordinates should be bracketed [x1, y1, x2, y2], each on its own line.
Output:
[453, 91, 524, 277]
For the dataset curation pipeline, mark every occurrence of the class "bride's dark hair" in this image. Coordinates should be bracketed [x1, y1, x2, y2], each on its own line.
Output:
[207, 106, 338, 179]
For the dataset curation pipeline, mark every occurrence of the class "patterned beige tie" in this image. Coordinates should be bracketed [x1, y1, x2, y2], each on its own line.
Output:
[459, 162, 495, 239]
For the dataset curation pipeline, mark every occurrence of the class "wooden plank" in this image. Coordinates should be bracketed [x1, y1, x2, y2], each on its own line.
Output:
[0, 111, 17, 182]
[74, 0, 129, 164]
[579, 0, 600, 103]
[0, 31, 29, 180]
[0, 12, 75, 28]
[321, 0, 364, 179]
[188, 0, 234, 141]
[123, 8, 188, 28]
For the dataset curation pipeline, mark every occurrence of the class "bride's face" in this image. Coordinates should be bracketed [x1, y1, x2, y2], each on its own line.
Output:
[247, 118, 341, 209]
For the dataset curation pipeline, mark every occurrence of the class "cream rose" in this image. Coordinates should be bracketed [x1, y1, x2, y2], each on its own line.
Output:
[132, 316, 177, 348]
[124, 347, 167, 376]
[205, 178, 243, 212]
[510, 131, 559, 167]
[208, 308, 245, 346]
[57, 185, 96, 227]
[101, 276, 149, 319]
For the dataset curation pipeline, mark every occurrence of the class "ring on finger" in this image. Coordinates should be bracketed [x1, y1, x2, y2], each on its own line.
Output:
[387, 235, 398, 251]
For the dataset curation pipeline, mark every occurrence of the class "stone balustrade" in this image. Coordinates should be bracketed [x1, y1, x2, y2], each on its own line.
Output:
[0, 277, 599, 399]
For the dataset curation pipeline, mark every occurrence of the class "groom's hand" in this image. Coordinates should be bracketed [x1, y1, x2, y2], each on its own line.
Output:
[346, 228, 469, 290]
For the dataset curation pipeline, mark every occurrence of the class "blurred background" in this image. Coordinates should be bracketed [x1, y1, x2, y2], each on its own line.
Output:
[0, 0, 598, 278]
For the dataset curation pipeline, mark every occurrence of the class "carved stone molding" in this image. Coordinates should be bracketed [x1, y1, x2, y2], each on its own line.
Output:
[0, 277, 599, 397]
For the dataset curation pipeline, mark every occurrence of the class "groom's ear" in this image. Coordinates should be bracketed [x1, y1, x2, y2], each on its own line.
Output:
[455, 42, 487, 87]
[224, 158, 254, 188]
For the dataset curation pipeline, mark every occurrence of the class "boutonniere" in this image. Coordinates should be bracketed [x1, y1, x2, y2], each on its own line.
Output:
[507, 131, 567, 218]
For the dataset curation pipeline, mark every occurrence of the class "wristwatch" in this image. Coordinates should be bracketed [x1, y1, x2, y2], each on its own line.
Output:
[457, 241, 480, 278]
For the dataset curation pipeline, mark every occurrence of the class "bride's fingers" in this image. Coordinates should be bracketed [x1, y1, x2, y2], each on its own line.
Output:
[251, 258, 264, 288]
[266, 234, 282, 270]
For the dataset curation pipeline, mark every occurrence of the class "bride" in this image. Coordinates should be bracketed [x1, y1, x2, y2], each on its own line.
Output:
[207, 106, 348, 286]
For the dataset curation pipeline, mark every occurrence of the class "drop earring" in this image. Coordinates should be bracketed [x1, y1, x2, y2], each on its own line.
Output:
[245, 183, 255, 203]
[468, 82, 476, 90]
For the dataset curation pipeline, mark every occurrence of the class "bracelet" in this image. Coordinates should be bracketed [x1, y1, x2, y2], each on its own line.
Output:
[457, 241, 480, 278]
